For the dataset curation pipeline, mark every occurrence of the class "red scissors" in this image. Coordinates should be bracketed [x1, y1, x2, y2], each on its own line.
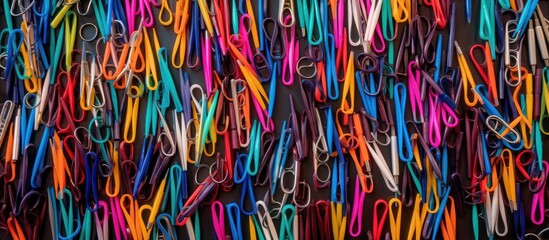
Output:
[469, 42, 498, 106]
[120, 140, 137, 193]
[55, 67, 86, 135]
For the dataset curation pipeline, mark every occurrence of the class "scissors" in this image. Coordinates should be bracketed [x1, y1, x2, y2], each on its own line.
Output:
[235, 159, 257, 215]
[202, 32, 215, 96]
[394, 82, 413, 163]
[263, 17, 286, 60]
[270, 164, 297, 219]
[85, 201, 110, 240]
[280, 15, 299, 86]
[211, 201, 227, 238]
[23, 21, 49, 80]
[11, 190, 47, 240]
[156, 213, 177, 240]
[157, 47, 184, 112]
[3, 29, 24, 96]
[270, 122, 293, 194]
[293, 181, 312, 209]
[63, 131, 87, 197]
[346, 0, 364, 48]
[349, 176, 366, 238]
[0, 101, 15, 149]
[358, 109, 399, 193]
[4, 121, 17, 183]
[120, 75, 143, 144]
[107, 196, 128, 240]
[56, 69, 87, 136]
[181, 0, 201, 69]
[455, 41, 480, 107]
[101, 21, 131, 80]
[255, 200, 279, 240]
[530, 161, 548, 225]
[504, 18, 528, 87]
[50, 132, 73, 199]
[279, 204, 296, 239]
[288, 94, 308, 164]
[238, 14, 271, 82]
[80, 50, 107, 112]
[469, 42, 499, 106]
[340, 51, 355, 114]
[47, 188, 82, 239]
[156, 102, 177, 157]
[350, 113, 374, 193]
[30, 116, 54, 189]
[321, 108, 348, 239]
[368, 199, 388, 240]
[194, 89, 219, 164]
[254, 130, 276, 187]
[135, 143, 171, 202]
[120, 193, 145, 240]
[408, 15, 437, 65]
[312, 108, 332, 189]
[176, 171, 218, 226]
[171, 5, 189, 68]
[223, 79, 251, 148]
[118, 140, 138, 193]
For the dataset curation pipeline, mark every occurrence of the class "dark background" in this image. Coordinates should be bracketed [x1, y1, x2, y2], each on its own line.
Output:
[1, 0, 549, 239]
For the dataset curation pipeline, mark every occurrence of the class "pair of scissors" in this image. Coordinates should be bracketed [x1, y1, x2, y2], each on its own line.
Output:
[394, 82, 414, 163]
[134, 142, 171, 202]
[47, 188, 82, 239]
[234, 157, 257, 215]
[279, 204, 296, 239]
[529, 161, 548, 225]
[56, 67, 87, 136]
[171, 0, 190, 68]
[270, 163, 297, 218]
[120, 193, 147, 240]
[190, 87, 219, 165]
[238, 13, 271, 81]
[10, 190, 47, 240]
[347, 0, 363, 48]
[408, 15, 437, 65]
[357, 109, 399, 193]
[211, 201, 227, 240]
[287, 93, 308, 183]
[312, 108, 332, 189]
[321, 107, 348, 240]
[339, 51, 356, 114]
[0, 101, 15, 149]
[348, 176, 366, 237]
[254, 130, 275, 187]
[255, 200, 279, 239]
[79, 48, 107, 112]
[280, 15, 299, 86]
[106, 196, 128, 240]
[269, 121, 293, 194]
[101, 21, 132, 81]
[470, 42, 499, 106]
[50, 132, 73, 200]
[342, 112, 373, 193]
[222, 78, 251, 148]
[369, 199, 388, 240]
[263, 17, 286, 61]
[81, 201, 110, 240]
[175, 171, 218, 226]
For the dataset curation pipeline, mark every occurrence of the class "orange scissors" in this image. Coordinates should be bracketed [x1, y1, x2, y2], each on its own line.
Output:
[120, 194, 144, 240]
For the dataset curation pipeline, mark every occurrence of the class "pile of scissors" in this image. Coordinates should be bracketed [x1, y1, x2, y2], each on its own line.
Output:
[0, 0, 548, 239]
